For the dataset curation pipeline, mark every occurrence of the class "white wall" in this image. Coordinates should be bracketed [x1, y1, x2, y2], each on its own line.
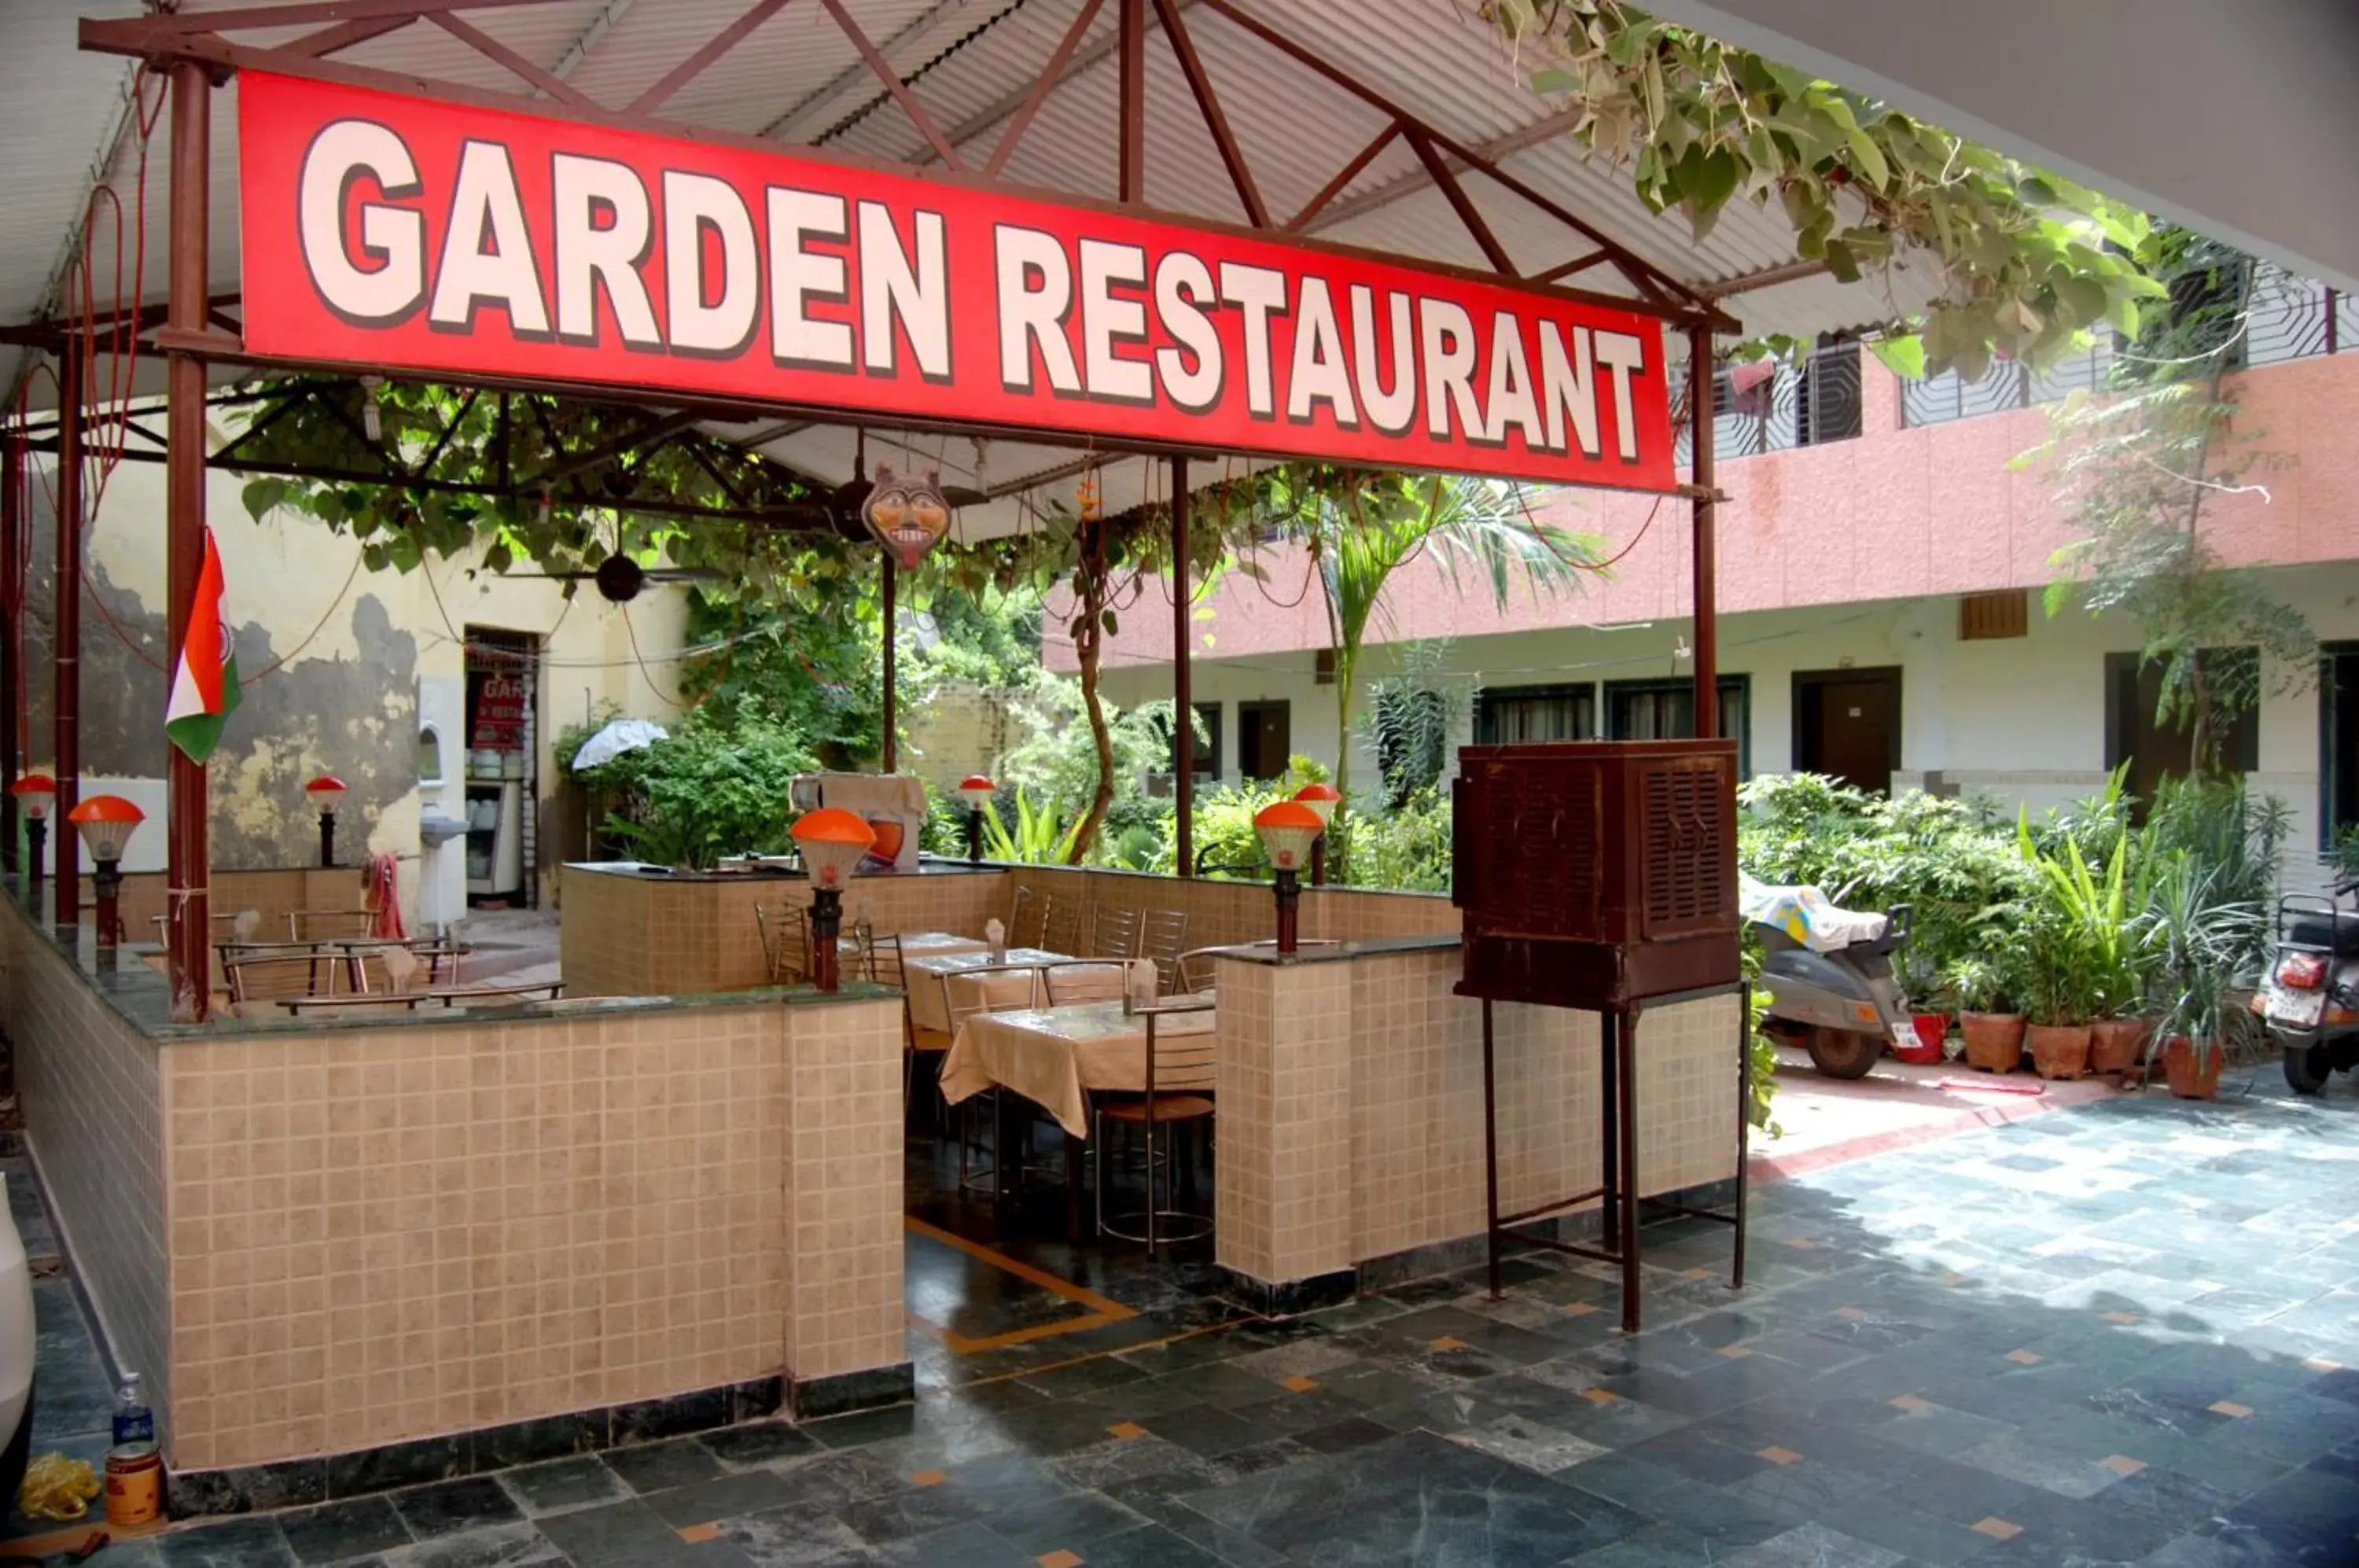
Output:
[1099, 562, 2359, 888]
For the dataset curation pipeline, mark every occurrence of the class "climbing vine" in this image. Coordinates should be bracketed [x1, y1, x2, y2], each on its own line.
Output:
[1483, 0, 2170, 381]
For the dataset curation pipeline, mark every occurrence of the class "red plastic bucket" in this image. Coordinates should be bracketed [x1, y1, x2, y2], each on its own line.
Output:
[1897, 1013, 1948, 1066]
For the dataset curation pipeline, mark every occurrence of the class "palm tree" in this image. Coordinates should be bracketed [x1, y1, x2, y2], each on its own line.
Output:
[1267, 469, 1604, 859]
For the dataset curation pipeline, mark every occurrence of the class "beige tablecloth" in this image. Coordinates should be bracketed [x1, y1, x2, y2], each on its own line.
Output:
[892, 931, 992, 959]
[939, 998, 1213, 1138]
[903, 951, 1148, 1035]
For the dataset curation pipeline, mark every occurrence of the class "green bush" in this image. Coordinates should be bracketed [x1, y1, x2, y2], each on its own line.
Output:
[1339, 788, 1453, 893]
[582, 712, 816, 870]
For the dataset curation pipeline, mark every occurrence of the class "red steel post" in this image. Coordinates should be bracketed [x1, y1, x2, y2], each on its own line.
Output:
[1, 429, 19, 876]
[1170, 455, 1192, 877]
[167, 59, 213, 1020]
[1688, 325, 1717, 739]
[53, 348, 81, 926]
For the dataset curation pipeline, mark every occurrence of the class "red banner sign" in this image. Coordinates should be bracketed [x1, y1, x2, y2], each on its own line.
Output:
[238, 72, 1676, 492]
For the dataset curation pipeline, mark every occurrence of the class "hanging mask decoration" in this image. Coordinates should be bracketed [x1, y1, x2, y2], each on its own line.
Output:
[863, 464, 952, 570]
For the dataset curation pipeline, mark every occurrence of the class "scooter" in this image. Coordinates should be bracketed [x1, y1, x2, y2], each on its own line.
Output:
[2261, 885, 2359, 1095]
[1743, 878, 1916, 1080]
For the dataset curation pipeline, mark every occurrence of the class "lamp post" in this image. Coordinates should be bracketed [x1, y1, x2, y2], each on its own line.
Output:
[1294, 782, 1341, 886]
[10, 775, 53, 895]
[67, 794, 143, 951]
[790, 808, 875, 992]
[1253, 801, 1323, 955]
[306, 775, 347, 869]
[955, 775, 995, 865]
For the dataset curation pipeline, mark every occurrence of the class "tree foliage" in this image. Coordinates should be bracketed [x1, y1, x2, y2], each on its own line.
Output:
[2020, 229, 2309, 767]
[1486, 0, 2169, 380]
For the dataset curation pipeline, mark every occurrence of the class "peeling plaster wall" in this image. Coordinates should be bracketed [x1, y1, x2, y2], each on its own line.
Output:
[20, 415, 689, 922]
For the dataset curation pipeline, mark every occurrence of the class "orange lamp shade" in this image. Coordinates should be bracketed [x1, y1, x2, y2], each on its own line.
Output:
[67, 794, 144, 863]
[1253, 801, 1325, 871]
[790, 808, 877, 889]
[306, 775, 348, 805]
[1292, 782, 1341, 826]
[9, 775, 55, 821]
[956, 775, 995, 810]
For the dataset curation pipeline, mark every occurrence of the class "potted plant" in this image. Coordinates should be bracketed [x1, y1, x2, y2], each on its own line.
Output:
[2021, 911, 2095, 1080]
[1897, 948, 1949, 1066]
[2144, 853, 2254, 1099]
[1946, 953, 2026, 1073]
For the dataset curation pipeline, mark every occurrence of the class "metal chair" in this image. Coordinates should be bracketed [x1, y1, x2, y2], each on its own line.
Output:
[1040, 957, 1133, 1007]
[287, 907, 372, 942]
[1090, 904, 1143, 960]
[754, 900, 809, 982]
[1142, 909, 1191, 992]
[925, 960, 1048, 1191]
[1009, 885, 1051, 951]
[1041, 893, 1082, 957]
[1094, 994, 1219, 1255]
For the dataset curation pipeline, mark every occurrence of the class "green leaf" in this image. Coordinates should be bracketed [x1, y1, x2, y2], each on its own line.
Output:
[1868, 335, 1927, 381]
[1101, 608, 1119, 636]
[1529, 66, 1576, 95]
[1823, 238, 1862, 284]
[1843, 127, 1889, 190]
[2055, 274, 2107, 325]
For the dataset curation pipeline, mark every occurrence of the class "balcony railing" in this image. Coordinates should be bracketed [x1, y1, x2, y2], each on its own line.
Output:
[1671, 342, 1864, 466]
[1901, 261, 2347, 429]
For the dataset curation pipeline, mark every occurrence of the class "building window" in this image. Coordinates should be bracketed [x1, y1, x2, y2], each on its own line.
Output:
[1474, 683, 1595, 745]
[1604, 675, 1751, 775]
[1236, 700, 1291, 781]
[2320, 644, 2359, 852]
[2104, 650, 2259, 810]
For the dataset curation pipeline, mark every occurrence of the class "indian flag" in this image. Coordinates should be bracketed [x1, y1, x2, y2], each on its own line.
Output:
[165, 528, 240, 764]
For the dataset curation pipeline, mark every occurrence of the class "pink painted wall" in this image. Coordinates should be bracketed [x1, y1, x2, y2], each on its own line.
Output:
[1048, 348, 2359, 671]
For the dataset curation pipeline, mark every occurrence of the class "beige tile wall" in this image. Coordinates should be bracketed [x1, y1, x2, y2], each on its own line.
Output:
[158, 994, 906, 1472]
[560, 867, 1008, 998]
[2, 907, 171, 1442]
[100, 868, 365, 946]
[782, 999, 905, 1381]
[1215, 946, 1744, 1288]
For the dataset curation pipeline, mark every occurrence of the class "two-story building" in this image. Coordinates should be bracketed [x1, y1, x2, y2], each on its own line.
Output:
[1055, 267, 2359, 870]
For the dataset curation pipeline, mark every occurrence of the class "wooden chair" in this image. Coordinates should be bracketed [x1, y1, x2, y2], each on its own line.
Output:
[754, 901, 808, 983]
[1089, 904, 1143, 960]
[1142, 910, 1191, 993]
[1094, 995, 1219, 1256]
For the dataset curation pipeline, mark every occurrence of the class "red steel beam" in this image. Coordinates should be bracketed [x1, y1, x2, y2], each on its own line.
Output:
[815, 0, 966, 171]
[984, 0, 1105, 181]
[1285, 122, 1397, 232]
[167, 59, 213, 1021]
[1408, 131, 1517, 279]
[429, 11, 600, 109]
[285, 14, 418, 57]
[1151, 0, 1268, 228]
[630, 0, 794, 116]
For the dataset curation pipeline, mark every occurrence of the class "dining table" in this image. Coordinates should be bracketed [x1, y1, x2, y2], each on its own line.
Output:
[901, 948, 1148, 1037]
[938, 996, 1214, 1142]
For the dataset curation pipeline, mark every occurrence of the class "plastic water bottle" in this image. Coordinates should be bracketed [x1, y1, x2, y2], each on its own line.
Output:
[112, 1373, 153, 1446]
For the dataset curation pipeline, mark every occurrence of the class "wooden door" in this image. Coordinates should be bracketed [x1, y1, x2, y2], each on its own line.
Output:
[1795, 669, 1899, 795]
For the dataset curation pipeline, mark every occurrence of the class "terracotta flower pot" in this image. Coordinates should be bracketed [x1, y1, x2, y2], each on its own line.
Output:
[2163, 1036, 2225, 1099]
[2089, 1018, 2149, 1076]
[2027, 1022, 2092, 1080]
[1960, 1011, 2026, 1073]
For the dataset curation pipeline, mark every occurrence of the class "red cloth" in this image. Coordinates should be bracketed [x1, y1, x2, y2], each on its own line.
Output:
[365, 852, 407, 940]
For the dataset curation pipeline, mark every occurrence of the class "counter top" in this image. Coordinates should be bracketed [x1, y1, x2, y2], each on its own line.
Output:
[564, 857, 1007, 883]
[1206, 933, 1462, 965]
[2, 876, 897, 1041]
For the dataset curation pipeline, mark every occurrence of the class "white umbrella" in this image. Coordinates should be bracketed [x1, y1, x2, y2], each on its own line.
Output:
[571, 719, 669, 773]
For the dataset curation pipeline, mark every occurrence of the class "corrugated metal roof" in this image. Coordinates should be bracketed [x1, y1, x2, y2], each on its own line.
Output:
[9, 0, 1941, 536]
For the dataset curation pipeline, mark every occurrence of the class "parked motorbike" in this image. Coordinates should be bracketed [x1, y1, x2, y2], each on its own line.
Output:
[1744, 878, 1916, 1080]
[2261, 884, 2359, 1095]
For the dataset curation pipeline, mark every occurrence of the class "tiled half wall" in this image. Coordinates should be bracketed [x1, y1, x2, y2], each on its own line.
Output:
[3, 895, 908, 1473]
[1213, 948, 1743, 1289]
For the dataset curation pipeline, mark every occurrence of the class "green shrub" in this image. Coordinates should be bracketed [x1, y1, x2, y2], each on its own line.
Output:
[582, 712, 815, 870]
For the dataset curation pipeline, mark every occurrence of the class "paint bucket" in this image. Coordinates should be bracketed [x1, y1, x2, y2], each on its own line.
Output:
[104, 1441, 162, 1528]
[1897, 1013, 1949, 1066]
